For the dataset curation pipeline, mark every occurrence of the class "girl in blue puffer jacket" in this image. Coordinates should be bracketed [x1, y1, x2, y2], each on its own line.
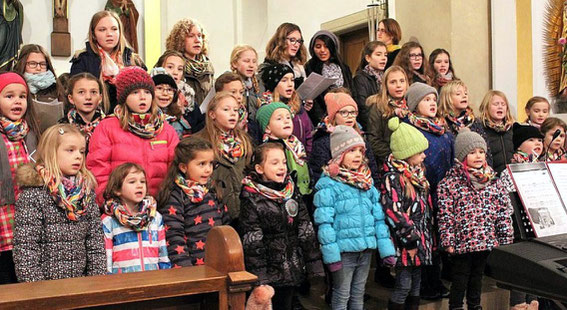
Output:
[314, 125, 396, 310]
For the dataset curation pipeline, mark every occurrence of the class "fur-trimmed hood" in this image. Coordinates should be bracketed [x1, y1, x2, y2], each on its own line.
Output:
[17, 163, 44, 188]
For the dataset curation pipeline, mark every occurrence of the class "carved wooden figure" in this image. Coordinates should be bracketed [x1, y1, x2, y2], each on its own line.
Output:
[51, 0, 70, 57]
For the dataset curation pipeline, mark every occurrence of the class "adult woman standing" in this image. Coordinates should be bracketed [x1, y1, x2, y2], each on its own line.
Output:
[376, 18, 402, 69]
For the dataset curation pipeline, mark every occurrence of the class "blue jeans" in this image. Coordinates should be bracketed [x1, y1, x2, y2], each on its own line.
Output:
[390, 266, 421, 304]
[331, 250, 372, 310]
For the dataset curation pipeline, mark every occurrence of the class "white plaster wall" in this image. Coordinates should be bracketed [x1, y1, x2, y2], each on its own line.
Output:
[491, 0, 518, 118]
[22, 0, 145, 76]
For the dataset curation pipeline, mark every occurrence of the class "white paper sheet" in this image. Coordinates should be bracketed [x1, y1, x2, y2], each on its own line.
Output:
[296, 73, 337, 100]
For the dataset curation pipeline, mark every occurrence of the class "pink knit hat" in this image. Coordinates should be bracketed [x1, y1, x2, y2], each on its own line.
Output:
[324, 92, 357, 121]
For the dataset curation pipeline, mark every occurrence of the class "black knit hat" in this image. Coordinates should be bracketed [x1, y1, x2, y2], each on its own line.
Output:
[261, 63, 293, 92]
[150, 67, 178, 91]
[513, 122, 544, 150]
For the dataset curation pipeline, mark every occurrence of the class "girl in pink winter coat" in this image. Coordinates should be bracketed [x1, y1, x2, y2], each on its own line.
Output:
[87, 67, 179, 205]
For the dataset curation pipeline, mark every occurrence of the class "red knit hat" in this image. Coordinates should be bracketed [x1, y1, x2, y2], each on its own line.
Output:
[324, 92, 357, 121]
[0, 72, 28, 93]
[115, 66, 155, 105]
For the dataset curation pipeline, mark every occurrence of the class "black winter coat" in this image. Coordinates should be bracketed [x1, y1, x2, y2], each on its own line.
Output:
[70, 43, 146, 112]
[304, 59, 354, 125]
[240, 177, 323, 287]
[483, 125, 514, 174]
[353, 71, 379, 130]
[159, 186, 229, 267]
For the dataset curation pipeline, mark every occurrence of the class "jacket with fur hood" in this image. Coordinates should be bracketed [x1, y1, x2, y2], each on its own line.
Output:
[12, 164, 106, 282]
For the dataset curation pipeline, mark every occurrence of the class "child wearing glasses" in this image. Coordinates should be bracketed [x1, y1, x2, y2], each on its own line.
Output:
[309, 90, 380, 186]
[13, 44, 63, 133]
[393, 41, 434, 86]
[261, 23, 308, 88]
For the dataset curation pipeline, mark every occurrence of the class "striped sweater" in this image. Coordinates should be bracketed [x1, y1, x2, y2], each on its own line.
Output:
[101, 212, 171, 273]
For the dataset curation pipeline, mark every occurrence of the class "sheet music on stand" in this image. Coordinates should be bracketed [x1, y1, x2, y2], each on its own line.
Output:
[508, 163, 567, 237]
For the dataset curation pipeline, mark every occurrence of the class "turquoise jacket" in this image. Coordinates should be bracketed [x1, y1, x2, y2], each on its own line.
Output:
[313, 175, 396, 264]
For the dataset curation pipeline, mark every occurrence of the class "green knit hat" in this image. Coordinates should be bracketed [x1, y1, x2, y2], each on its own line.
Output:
[388, 117, 429, 160]
[256, 102, 292, 133]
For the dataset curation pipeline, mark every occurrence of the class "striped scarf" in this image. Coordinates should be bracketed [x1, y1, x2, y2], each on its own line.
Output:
[263, 134, 306, 166]
[388, 98, 409, 119]
[218, 130, 244, 163]
[67, 108, 105, 144]
[174, 173, 209, 203]
[185, 54, 212, 77]
[0, 116, 29, 141]
[388, 154, 430, 191]
[242, 174, 294, 202]
[446, 107, 476, 133]
[408, 113, 446, 135]
[36, 165, 91, 221]
[323, 162, 372, 190]
[104, 196, 156, 231]
[114, 105, 164, 139]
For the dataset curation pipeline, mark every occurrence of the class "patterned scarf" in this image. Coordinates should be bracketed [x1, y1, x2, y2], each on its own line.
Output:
[97, 45, 123, 84]
[546, 148, 566, 162]
[238, 104, 248, 130]
[263, 134, 306, 166]
[260, 91, 274, 107]
[512, 150, 540, 163]
[0, 116, 29, 141]
[413, 70, 430, 84]
[323, 162, 372, 190]
[104, 196, 157, 231]
[363, 64, 383, 88]
[387, 154, 429, 191]
[36, 165, 91, 221]
[446, 107, 476, 133]
[388, 98, 409, 119]
[242, 174, 295, 202]
[185, 54, 212, 77]
[114, 105, 164, 139]
[174, 173, 209, 203]
[461, 160, 495, 190]
[408, 113, 446, 135]
[218, 130, 244, 163]
[67, 108, 105, 143]
[484, 119, 512, 133]
[435, 72, 453, 88]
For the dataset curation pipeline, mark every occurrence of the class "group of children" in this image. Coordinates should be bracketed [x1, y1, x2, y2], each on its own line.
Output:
[0, 10, 562, 310]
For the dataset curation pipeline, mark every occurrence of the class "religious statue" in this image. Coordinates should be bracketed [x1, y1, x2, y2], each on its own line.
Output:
[0, 0, 23, 71]
[54, 0, 67, 18]
[105, 0, 139, 52]
[544, 0, 567, 112]
[51, 0, 70, 56]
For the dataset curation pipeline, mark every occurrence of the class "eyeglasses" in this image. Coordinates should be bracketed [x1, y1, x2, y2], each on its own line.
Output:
[286, 37, 304, 45]
[409, 53, 423, 59]
[377, 28, 387, 33]
[337, 110, 358, 118]
[26, 61, 48, 69]
[155, 85, 175, 94]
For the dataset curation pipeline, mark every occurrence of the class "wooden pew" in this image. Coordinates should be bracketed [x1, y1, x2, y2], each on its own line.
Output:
[0, 226, 257, 310]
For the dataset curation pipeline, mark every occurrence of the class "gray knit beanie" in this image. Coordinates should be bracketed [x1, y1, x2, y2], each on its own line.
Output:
[309, 30, 340, 57]
[406, 82, 438, 112]
[330, 125, 365, 161]
[454, 128, 487, 162]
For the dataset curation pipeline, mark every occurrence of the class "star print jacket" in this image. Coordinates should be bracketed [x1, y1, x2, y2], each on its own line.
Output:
[240, 177, 324, 287]
[159, 185, 229, 267]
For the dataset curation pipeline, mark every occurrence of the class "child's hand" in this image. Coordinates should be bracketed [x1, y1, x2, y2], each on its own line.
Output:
[382, 256, 396, 267]
[446, 246, 455, 254]
[407, 248, 418, 260]
[304, 99, 314, 111]
[327, 261, 342, 272]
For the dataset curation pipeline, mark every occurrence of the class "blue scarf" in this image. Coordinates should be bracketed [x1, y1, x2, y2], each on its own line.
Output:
[24, 71, 56, 94]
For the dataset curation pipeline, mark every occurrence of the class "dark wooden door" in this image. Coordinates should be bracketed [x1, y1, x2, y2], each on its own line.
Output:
[340, 27, 369, 75]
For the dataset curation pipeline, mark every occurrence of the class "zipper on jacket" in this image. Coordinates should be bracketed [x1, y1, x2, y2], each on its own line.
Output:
[138, 231, 145, 271]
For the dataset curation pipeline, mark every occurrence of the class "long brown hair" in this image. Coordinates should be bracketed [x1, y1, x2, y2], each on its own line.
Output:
[14, 44, 56, 77]
[356, 41, 387, 73]
[246, 142, 285, 176]
[366, 66, 408, 118]
[157, 137, 215, 207]
[265, 23, 307, 65]
[104, 163, 146, 200]
[66, 72, 108, 114]
[165, 18, 209, 57]
[201, 91, 252, 161]
[154, 50, 185, 69]
[87, 11, 130, 57]
[378, 18, 402, 45]
[429, 48, 458, 78]
[393, 41, 434, 85]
